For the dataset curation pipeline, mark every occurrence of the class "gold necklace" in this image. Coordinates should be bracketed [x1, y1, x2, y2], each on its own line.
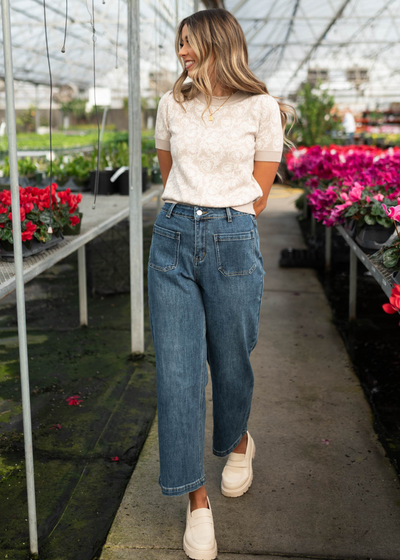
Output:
[208, 92, 234, 121]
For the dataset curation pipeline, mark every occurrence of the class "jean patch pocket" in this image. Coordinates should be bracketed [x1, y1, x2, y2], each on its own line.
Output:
[214, 230, 257, 276]
[149, 224, 180, 272]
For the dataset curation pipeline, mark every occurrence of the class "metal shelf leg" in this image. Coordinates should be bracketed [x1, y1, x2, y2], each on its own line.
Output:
[78, 246, 88, 326]
[325, 226, 332, 272]
[349, 248, 357, 322]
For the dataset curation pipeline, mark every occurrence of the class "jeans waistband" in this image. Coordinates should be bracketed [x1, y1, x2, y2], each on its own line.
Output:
[162, 202, 250, 222]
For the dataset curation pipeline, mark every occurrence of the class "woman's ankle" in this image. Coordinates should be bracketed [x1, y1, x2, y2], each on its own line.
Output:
[189, 485, 208, 511]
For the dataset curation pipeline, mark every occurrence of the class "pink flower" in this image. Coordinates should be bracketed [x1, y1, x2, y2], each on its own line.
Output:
[366, 196, 371, 203]
[373, 193, 384, 202]
[348, 184, 364, 202]
[382, 204, 400, 223]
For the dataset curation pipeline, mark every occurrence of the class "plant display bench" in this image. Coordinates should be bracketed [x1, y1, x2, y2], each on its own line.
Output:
[0, 185, 163, 324]
[328, 224, 394, 321]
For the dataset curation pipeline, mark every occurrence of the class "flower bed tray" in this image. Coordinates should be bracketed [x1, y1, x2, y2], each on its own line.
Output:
[0, 233, 65, 261]
[279, 247, 324, 268]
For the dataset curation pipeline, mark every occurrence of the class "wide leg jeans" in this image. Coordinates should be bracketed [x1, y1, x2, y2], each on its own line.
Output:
[147, 202, 265, 497]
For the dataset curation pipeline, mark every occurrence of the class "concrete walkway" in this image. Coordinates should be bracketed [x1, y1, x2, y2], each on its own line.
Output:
[100, 187, 400, 560]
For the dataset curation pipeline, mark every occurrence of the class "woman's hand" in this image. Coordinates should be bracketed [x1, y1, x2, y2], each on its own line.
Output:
[252, 160, 281, 218]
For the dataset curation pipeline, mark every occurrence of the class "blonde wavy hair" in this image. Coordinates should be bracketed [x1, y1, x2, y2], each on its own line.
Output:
[172, 8, 296, 149]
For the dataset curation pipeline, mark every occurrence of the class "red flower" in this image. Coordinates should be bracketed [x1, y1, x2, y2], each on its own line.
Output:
[110, 456, 119, 462]
[66, 395, 83, 406]
[8, 207, 26, 223]
[69, 215, 80, 227]
[383, 285, 400, 324]
[21, 221, 37, 241]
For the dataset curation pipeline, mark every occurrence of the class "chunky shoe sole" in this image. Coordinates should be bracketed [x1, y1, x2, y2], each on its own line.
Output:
[183, 535, 218, 560]
[221, 440, 256, 498]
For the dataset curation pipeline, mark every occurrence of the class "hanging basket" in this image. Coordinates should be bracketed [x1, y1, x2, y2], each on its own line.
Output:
[0, 232, 65, 261]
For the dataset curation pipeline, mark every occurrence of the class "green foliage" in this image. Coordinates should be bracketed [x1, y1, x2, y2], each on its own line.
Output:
[289, 81, 343, 147]
[0, 131, 121, 152]
[15, 104, 37, 133]
[1, 156, 38, 178]
[60, 98, 88, 121]
[383, 247, 400, 268]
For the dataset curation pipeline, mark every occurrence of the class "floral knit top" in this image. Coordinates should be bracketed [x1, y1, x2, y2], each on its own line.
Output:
[155, 89, 284, 214]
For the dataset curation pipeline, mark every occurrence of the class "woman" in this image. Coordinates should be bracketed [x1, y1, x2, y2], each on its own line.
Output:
[148, 8, 293, 560]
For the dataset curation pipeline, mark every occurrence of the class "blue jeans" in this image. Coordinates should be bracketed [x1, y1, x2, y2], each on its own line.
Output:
[147, 202, 265, 497]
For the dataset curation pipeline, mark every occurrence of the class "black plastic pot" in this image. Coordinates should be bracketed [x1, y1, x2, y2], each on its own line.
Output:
[343, 218, 356, 239]
[117, 168, 149, 196]
[392, 270, 400, 285]
[355, 224, 396, 253]
[62, 212, 83, 236]
[90, 170, 119, 196]
[0, 232, 65, 261]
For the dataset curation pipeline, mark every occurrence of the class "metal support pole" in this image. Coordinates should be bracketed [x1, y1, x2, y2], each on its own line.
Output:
[311, 215, 316, 237]
[35, 84, 40, 133]
[1, 0, 38, 554]
[176, 0, 180, 77]
[349, 247, 357, 322]
[194, 0, 200, 11]
[78, 246, 88, 326]
[303, 190, 307, 219]
[325, 226, 332, 271]
[128, 0, 144, 353]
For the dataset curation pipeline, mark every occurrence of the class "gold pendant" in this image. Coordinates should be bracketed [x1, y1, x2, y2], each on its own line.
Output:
[208, 114, 213, 121]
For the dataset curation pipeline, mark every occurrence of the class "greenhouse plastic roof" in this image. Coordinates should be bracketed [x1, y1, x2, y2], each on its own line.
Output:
[1, 0, 400, 101]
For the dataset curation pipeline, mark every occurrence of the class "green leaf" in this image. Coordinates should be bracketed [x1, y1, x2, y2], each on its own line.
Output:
[3, 229, 13, 243]
[364, 214, 376, 225]
[383, 248, 400, 268]
[344, 205, 359, 217]
[376, 216, 394, 227]
[371, 204, 382, 216]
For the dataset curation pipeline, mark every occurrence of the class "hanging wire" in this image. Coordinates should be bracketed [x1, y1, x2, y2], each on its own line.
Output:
[88, 0, 101, 210]
[61, 0, 68, 53]
[43, 0, 53, 234]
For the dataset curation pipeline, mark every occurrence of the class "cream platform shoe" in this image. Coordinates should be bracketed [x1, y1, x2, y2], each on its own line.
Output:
[221, 431, 256, 497]
[183, 496, 218, 560]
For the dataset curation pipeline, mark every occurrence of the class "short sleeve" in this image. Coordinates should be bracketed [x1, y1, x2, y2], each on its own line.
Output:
[155, 91, 172, 151]
[254, 96, 283, 162]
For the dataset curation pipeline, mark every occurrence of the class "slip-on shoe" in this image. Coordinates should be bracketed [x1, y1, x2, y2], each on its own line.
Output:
[221, 431, 256, 497]
[183, 495, 218, 560]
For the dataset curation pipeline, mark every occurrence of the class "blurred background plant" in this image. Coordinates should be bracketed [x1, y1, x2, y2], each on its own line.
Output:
[288, 81, 343, 146]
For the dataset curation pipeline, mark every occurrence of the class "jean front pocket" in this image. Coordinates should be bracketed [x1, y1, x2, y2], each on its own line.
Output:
[149, 224, 180, 272]
[214, 230, 257, 277]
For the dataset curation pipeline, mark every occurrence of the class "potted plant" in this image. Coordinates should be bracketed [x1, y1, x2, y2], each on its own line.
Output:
[370, 204, 400, 284]
[0, 183, 83, 259]
[89, 144, 119, 196]
[1, 156, 42, 188]
[55, 187, 83, 235]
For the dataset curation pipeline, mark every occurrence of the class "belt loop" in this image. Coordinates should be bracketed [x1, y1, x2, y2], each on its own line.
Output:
[226, 207, 232, 222]
[166, 203, 177, 218]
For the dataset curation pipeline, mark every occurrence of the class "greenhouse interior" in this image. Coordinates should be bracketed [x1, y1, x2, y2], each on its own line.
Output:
[1, 0, 400, 559]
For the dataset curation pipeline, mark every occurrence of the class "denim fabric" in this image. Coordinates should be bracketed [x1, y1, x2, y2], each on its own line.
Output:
[147, 202, 265, 497]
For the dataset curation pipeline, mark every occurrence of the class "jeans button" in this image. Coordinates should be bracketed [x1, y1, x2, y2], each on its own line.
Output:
[196, 210, 203, 216]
